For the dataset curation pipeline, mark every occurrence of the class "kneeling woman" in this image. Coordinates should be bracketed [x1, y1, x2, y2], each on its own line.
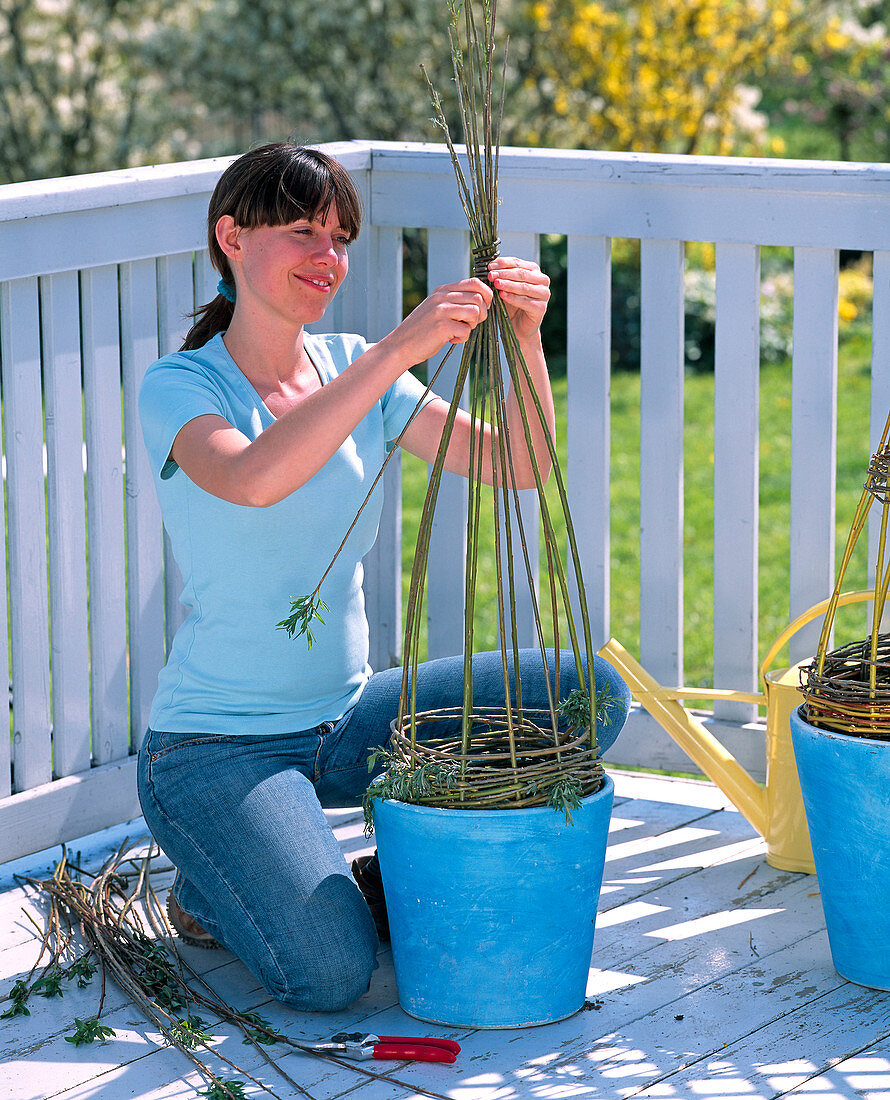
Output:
[137, 142, 629, 1012]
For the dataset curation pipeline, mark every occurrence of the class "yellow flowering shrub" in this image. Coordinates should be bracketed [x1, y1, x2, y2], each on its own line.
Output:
[838, 262, 874, 325]
[521, 0, 813, 153]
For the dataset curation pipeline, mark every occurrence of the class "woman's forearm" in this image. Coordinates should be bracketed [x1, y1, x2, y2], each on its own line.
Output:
[216, 342, 410, 506]
[171, 279, 493, 507]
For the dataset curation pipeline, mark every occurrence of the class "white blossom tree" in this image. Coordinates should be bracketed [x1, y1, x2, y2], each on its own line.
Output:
[0, 0, 210, 184]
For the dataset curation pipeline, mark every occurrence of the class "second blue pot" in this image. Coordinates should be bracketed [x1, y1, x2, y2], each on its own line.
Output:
[372, 773, 614, 1028]
[791, 706, 890, 990]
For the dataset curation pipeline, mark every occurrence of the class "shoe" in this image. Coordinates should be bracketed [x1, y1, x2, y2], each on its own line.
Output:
[351, 853, 390, 942]
[166, 890, 221, 949]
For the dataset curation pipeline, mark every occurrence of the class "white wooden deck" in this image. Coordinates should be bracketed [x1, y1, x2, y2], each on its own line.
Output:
[2, 769, 888, 1100]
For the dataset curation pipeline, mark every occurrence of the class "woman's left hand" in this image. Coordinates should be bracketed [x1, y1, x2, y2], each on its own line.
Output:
[487, 257, 550, 343]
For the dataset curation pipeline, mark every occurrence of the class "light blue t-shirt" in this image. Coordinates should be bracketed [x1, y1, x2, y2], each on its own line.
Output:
[138, 330, 432, 734]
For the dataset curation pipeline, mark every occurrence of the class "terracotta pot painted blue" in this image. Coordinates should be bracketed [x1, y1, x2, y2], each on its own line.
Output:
[790, 706, 890, 990]
[372, 773, 614, 1028]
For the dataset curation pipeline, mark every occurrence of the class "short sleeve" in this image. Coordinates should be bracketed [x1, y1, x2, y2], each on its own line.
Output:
[139, 357, 228, 479]
[380, 370, 437, 452]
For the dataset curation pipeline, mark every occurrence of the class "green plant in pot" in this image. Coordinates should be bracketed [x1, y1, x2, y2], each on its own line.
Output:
[793, 409, 890, 990]
[283, 0, 629, 1028]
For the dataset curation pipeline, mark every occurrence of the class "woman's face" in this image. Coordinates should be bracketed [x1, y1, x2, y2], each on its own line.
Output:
[220, 205, 350, 326]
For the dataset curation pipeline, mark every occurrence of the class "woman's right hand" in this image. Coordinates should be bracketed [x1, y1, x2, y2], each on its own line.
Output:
[382, 278, 493, 366]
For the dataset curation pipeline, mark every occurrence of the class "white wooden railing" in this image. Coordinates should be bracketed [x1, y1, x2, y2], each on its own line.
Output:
[1, 140, 889, 863]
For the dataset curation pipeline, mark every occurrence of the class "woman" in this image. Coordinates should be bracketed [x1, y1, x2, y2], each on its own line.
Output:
[137, 142, 628, 1013]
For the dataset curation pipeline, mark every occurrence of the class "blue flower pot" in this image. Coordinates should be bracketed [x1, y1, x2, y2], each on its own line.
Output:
[372, 773, 614, 1028]
[790, 706, 890, 990]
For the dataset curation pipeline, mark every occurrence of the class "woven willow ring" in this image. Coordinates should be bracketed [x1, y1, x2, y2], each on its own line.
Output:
[802, 634, 890, 739]
[866, 444, 890, 504]
[387, 707, 604, 810]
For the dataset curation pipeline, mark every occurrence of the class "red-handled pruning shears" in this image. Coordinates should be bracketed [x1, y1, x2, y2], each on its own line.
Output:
[304, 1031, 461, 1063]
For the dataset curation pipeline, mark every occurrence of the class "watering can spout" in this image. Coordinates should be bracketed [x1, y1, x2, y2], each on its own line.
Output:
[599, 638, 769, 839]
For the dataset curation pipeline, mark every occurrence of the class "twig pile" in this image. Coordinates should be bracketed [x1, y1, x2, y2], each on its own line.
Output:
[3, 842, 453, 1100]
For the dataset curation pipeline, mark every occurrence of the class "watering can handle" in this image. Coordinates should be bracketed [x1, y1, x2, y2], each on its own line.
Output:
[758, 589, 875, 687]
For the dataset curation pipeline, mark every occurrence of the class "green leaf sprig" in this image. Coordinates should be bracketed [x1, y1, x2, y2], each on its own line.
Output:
[32, 968, 65, 998]
[363, 750, 463, 836]
[68, 957, 98, 988]
[1, 953, 99, 1020]
[239, 1011, 285, 1046]
[556, 683, 627, 733]
[545, 776, 584, 824]
[171, 1015, 213, 1050]
[199, 1081, 248, 1100]
[65, 1016, 116, 1046]
[1, 980, 31, 1019]
[276, 594, 328, 647]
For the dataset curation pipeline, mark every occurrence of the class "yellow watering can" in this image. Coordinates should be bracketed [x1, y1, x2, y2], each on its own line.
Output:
[599, 590, 874, 874]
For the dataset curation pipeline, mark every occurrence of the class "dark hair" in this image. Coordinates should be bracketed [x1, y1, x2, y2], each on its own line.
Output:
[181, 143, 363, 351]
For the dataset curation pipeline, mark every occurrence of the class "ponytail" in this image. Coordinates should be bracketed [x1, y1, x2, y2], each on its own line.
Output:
[181, 294, 235, 352]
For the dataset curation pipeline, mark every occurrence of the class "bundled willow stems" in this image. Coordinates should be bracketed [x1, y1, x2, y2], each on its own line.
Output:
[280, 0, 616, 817]
[376, 0, 608, 816]
[801, 407, 890, 738]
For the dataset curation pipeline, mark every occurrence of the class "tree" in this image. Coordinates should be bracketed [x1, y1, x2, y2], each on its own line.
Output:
[0, 0, 207, 184]
[155, 0, 462, 156]
[759, 3, 890, 162]
[508, 0, 819, 154]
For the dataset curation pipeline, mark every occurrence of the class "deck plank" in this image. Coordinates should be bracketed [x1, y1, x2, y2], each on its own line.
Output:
[635, 981, 890, 1098]
[2, 771, 889, 1100]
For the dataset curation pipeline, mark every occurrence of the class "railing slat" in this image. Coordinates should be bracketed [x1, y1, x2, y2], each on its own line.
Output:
[41, 271, 91, 776]
[0, 278, 51, 792]
[567, 235, 611, 646]
[157, 254, 195, 647]
[195, 250, 217, 310]
[360, 226, 404, 671]
[426, 228, 469, 660]
[789, 247, 839, 662]
[121, 260, 165, 742]
[639, 239, 686, 684]
[713, 243, 761, 718]
[81, 265, 129, 764]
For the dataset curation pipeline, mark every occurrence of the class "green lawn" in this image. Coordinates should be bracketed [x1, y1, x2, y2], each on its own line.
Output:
[400, 322, 875, 687]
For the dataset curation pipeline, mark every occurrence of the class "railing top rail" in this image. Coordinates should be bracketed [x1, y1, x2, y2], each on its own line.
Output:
[3, 141, 889, 228]
[365, 143, 890, 248]
[369, 141, 890, 195]
[0, 142, 375, 223]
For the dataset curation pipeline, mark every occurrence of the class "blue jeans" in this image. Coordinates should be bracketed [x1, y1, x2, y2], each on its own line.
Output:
[137, 648, 629, 1012]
